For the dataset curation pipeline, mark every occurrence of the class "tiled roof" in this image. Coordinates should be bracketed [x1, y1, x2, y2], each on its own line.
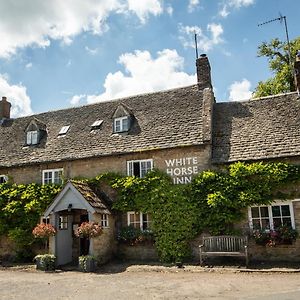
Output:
[213, 92, 300, 163]
[71, 181, 112, 214]
[0, 85, 205, 167]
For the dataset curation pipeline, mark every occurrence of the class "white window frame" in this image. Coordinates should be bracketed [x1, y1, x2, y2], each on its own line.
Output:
[58, 125, 70, 136]
[127, 212, 151, 230]
[127, 159, 153, 178]
[101, 214, 109, 228]
[0, 175, 8, 184]
[42, 168, 63, 185]
[59, 215, 68, 230]
[26, 130, 38, 145]
[114, 116, 129, 133]
[248, 201, 295, 230]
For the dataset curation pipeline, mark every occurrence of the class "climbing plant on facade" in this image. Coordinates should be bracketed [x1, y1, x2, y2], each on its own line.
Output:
[108, 162, 300, 262]
[0, 182, 61, 260]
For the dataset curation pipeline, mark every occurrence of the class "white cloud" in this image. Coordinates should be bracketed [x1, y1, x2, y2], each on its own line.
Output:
[228, 79, 252, 101]
[0, 0, 165, 58]
[25, 63, 33, 69]
[179, 23, 224, 52]
[126, 0, 163, 24]
[70, 49, 196, 105]
[229, 0, 255, 8]
[0, 74, 33, 117]
[85, 46, 98, 55]
[70, 94, 86, 106]
[219, 0, 254, 18]
[188, 0, 200, 13]
[166, 5, 173, 16]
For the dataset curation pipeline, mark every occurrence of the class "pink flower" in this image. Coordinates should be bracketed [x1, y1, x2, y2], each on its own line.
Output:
[32, 223, 56, 239]
[75, 222, 103, 238]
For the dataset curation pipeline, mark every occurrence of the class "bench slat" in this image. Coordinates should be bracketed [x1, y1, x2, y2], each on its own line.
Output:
[199, 236, 249, 266]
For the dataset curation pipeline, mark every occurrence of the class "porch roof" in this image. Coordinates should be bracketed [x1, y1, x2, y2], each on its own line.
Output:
[44, 180, 112, 217]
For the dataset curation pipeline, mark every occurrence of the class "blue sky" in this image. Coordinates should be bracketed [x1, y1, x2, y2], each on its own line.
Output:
[0, 0, 299, 117]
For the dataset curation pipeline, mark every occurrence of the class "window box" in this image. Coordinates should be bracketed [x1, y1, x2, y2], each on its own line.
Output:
[118, 226, 154, 246]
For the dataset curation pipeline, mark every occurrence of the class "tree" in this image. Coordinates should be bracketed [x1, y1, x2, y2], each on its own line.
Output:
[253, 37, 300, 98]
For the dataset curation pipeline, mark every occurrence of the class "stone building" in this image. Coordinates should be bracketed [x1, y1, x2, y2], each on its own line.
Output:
[1, 54, 300, 264]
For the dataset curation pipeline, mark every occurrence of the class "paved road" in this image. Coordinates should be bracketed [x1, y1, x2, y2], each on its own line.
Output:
[0, 268, 300, 299]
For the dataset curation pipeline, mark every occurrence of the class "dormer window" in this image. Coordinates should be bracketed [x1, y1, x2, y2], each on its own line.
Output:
[112, 103, 133, 134]
[114, 116, 129, 133]
[25, 118, 46, 146]
[26, 130, 38, 145]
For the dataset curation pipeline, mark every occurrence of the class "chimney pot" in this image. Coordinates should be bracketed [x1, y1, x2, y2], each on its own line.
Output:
[0, 96, 11, 120]
[196, 54, 212, 89]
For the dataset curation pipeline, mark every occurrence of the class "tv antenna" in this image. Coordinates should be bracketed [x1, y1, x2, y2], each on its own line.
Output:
[258, 14, 292, 73]
[194, 32, 199, 59]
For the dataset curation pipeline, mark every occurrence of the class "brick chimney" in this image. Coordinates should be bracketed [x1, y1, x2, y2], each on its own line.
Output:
[0, 96, 12, 120]
[294, 50, 300, 95]
[196, 54, 212, 89]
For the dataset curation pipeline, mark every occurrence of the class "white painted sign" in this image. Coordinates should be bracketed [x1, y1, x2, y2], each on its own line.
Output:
[165, 156, 199, 184]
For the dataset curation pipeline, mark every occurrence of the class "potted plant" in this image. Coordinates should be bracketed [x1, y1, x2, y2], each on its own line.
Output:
[78, 255, 96, 272]
[32, 223, 56, 271]
[75, 222, 103, 272]
[33, 254, 56, 271]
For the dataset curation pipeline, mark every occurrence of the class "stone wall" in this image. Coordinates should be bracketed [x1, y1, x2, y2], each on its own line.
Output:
[117, 244, 158, 261]
[0, 235, 15, 260]
[0, 145, 211, 185]
[92, 214, 116, 264]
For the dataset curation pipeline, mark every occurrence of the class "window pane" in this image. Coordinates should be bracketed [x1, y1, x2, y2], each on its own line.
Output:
[282, 218, 292, 227]
[272, 206, 280, 217]
[128, 162, 133, 176]
[130, 214, 135, 223]
[281, 205, 290, 217]
[252, 219, 261, 230]
[44, 172, 52, 184]
[261, 219, 270, 229]
[273, 218, 282, 229]
[114, 119, 121, 132]
[122, 118, 128, 131]
[0, 176, 7, 184]
[53, 171, 62, 184]
[32, 131, 38, 144]
[133, 162, 140, 177]
[27, 132, 32, 145]
[260, 207, 269, 218]
[251, 207, 259, 218]
[142, 214, 150, 230]
[59, 216, 68, 229]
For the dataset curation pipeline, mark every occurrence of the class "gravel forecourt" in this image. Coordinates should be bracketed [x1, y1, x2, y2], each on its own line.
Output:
[0, 265, 300, 300]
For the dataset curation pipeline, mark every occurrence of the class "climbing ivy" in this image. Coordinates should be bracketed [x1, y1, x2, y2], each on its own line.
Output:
[0, 183, 61, 260]
[1, 161, 300, 263]
[108, 162, 300, 262]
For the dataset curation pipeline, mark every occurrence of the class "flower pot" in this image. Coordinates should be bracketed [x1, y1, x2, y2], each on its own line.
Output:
[78, 255, 96, 272]
[34, 254, 56, 271]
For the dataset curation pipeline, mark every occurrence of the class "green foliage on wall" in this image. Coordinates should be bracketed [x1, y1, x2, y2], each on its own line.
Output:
[1, 161, 300, 263]
[109, 162, 300, 262]
[0, 183, 61, 260]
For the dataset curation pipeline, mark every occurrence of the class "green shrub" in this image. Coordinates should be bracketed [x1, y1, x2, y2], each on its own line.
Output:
[34, 254, 56, 271]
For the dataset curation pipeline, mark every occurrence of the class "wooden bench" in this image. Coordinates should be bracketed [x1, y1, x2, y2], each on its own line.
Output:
[199, 235, 249, 266]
